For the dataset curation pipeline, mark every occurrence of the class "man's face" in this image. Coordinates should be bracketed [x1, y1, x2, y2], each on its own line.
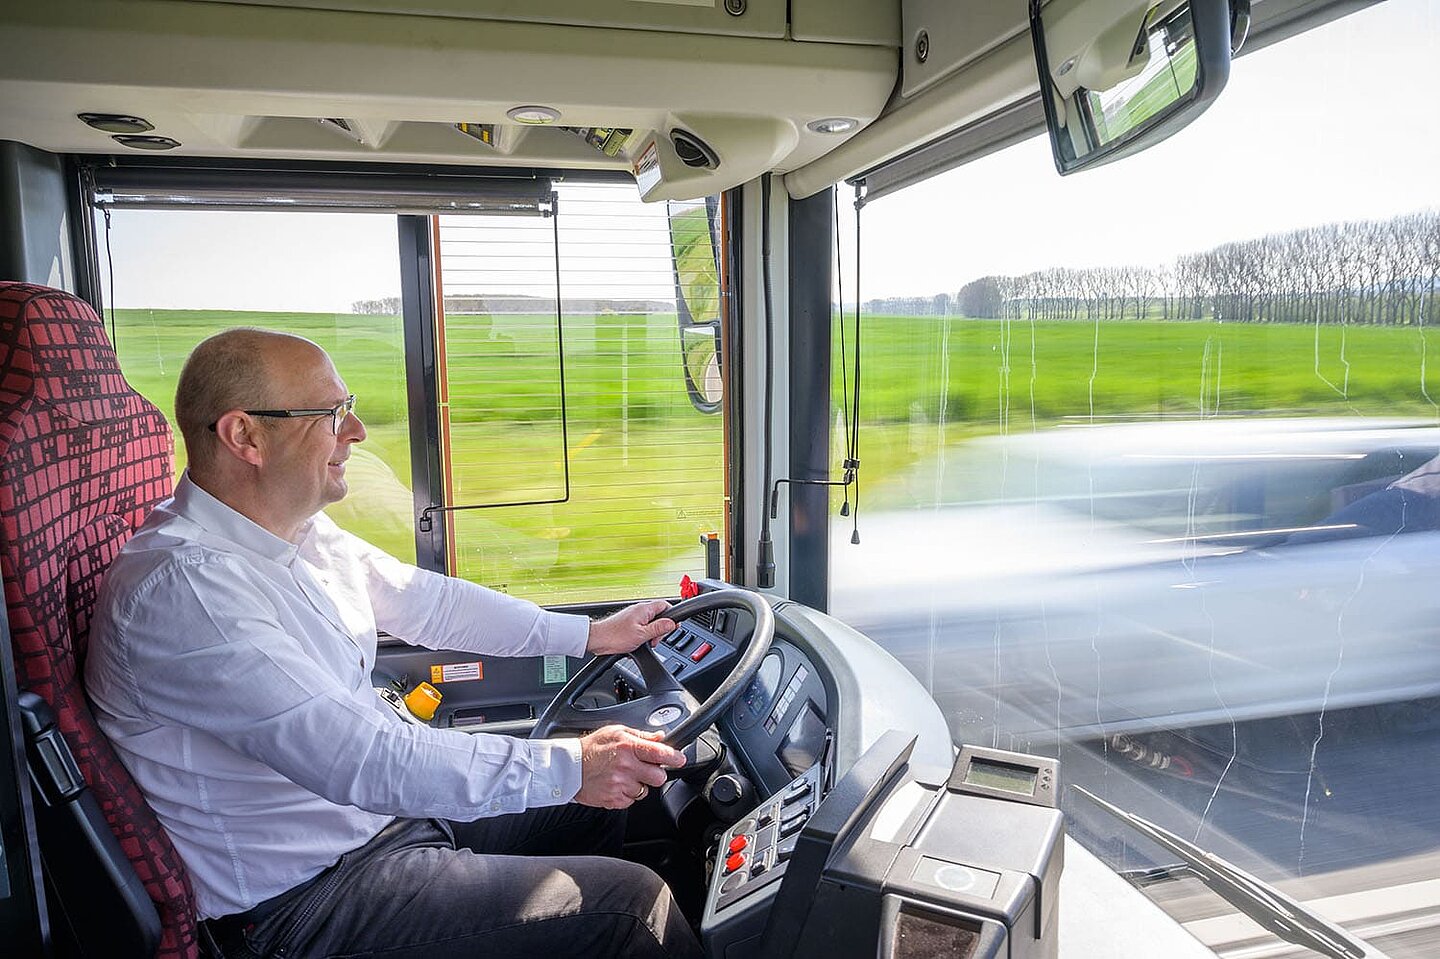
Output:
[259, 345, 367, 523]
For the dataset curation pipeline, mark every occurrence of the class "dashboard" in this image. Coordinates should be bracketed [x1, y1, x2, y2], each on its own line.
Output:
[725, 641, 829, 790]
[641, 603, 833, 797]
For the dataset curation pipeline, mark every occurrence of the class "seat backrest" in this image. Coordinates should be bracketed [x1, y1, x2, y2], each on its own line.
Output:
[0, 282, 198, 959]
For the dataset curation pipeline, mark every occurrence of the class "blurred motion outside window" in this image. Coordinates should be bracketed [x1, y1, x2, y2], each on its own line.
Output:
[104, 210, 415, 562]
[829, 1, 1440, 955]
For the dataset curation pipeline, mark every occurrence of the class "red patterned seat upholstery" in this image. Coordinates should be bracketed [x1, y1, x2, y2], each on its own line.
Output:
[0, 282, 198, 959]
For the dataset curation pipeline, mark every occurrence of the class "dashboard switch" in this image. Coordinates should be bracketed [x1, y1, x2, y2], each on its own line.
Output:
[784, 780, 812, 803]
[780, 810, 807, 838]
[728, 834, 749, 854]
[724, 852, 747, 874]
[690, 641, 714, 662]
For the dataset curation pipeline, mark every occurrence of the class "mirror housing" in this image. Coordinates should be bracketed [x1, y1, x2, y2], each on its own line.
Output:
[1031, 0, 1244, 174]
[666, 197, 724, 415]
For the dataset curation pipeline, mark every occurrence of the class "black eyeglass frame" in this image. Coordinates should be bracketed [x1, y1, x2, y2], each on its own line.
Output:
[208, 394, 356, 434]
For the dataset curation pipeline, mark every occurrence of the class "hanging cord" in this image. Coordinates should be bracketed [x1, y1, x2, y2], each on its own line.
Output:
[834, 188, 853, 518]
[848, 182, 864, 544]
[764, 183, 866, 544]
[103, 205, 117, 347]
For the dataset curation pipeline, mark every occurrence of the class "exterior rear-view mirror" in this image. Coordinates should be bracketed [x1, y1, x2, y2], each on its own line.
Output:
[667, 197, 724, 415]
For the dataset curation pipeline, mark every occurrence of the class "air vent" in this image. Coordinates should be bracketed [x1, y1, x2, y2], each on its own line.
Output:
[670, 129, 719, 170]
[315, 118, 367, 144]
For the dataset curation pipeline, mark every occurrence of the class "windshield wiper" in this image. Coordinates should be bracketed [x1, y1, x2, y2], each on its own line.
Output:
[1074, 786, 1374, 959]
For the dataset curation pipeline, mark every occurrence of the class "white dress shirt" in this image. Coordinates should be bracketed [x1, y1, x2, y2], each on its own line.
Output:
[85, 473, 589, 919]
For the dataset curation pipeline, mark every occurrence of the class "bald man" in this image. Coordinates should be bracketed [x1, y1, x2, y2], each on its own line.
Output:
[86, 329, 704, 959]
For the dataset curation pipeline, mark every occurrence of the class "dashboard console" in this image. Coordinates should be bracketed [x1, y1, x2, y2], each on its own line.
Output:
[702, 732, 1064, 959]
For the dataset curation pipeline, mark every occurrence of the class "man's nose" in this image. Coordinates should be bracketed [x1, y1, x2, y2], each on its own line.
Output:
[340, 411, 367, 443]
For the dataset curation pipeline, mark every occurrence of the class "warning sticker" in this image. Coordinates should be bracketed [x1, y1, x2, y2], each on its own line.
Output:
[430, 661, 483, 684]
[542, 655, 568, 685]
[633, 140, 661, 194]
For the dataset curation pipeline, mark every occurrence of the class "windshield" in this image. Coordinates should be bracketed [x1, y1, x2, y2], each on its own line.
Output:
[830, 2, 1440, 955]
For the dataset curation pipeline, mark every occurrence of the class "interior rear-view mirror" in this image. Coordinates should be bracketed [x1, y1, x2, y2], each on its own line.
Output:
[1031, 0, 1248, 174]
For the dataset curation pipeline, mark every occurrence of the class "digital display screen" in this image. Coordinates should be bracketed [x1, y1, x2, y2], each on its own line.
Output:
[963, 758, 1037, 795]
[777, 701, 827, 777]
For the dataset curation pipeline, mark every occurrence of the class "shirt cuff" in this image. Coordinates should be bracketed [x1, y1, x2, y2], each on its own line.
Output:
[525, 737, 584, 806]
[545, 611, 590, 658]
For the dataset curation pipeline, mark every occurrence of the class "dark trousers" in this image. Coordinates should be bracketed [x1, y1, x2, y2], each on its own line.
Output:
[204, 805, 704, 959]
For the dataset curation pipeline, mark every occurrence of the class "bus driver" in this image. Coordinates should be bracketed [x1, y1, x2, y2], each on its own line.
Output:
[85, 329, 704, 959]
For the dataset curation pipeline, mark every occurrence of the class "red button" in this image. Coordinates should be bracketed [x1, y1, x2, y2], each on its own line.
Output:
[728, 835, 749, 854]
[690, 641, 714, 663]
[724, 852, 747, 873]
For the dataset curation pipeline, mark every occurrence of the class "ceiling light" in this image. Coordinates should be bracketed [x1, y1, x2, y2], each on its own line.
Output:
[506, 105, 561, 125]
[78, 113, 154, 134]
[807, 117, 858, 135]
[111, 135, 181, 151]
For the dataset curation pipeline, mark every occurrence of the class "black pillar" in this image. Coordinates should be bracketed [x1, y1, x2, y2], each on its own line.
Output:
[787, 187, 834, 611]
[0, 142, 74, 290]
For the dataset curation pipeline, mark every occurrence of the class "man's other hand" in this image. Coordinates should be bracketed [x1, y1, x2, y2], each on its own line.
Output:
[575, 725, 687, 809]
[587, 600, 677, 655]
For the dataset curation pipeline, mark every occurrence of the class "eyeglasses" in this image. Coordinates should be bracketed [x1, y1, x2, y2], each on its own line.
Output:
[208, 394, 357, 435]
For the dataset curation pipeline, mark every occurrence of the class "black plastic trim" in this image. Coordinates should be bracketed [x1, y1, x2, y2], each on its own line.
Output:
[398, 215, 448, 573]
[726, 186, 747, 583]
[786, 188, 834, 612]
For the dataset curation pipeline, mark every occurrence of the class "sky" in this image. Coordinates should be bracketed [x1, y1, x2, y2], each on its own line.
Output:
[841, 0, 1440, 297]
[104, 0, 1439, 312]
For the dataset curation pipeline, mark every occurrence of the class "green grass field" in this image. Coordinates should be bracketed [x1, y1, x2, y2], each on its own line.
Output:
[113, 308, 1440, 601]
[848, 314, 1440, 510]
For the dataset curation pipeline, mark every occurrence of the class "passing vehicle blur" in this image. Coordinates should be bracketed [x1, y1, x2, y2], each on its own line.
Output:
[833, 417, 1440, 748]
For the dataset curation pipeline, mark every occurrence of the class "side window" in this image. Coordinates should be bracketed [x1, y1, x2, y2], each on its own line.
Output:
[434, 183, 726, 604]
[831, 0, 1440, 952]
[103, 210, 415, 562]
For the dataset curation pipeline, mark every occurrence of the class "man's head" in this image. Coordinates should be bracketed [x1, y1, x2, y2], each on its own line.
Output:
[175, 328, 365, 538]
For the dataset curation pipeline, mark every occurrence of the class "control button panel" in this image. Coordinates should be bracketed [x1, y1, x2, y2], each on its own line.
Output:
[649, 614, 739, 684]
[709, 762, 824, 914]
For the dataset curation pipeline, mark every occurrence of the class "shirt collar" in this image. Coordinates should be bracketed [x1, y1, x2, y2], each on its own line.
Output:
[172, 472, 305, 565]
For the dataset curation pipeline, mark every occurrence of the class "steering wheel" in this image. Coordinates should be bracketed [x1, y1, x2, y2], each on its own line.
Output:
[530, 589, 775, 748]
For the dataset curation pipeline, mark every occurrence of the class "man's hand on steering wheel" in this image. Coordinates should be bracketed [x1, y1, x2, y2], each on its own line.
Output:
[575, 724, 687, 809]
[588, 600, 678, 655]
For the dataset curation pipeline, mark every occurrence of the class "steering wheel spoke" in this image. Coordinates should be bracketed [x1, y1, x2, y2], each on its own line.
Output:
[530, 589, 776, 749]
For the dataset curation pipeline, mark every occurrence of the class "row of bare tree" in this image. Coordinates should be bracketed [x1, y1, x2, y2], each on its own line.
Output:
[867, 209, 1440, 325]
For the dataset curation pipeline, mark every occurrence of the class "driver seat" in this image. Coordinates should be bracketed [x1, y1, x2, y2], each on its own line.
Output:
[0, 281, 199, 957]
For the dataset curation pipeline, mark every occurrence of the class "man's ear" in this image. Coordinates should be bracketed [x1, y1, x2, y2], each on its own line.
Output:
[211, 411, 266, 468]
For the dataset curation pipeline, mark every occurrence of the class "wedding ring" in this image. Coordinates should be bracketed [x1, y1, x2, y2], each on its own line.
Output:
[633, 785, 649, 800]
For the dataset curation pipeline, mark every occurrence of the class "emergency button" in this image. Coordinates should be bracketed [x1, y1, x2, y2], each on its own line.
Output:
[690, 641, 714, 663]
[728, 834, 749, 854]
[724, 852, 747, 874]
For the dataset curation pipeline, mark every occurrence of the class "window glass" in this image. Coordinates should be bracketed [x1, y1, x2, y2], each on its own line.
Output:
[435, 183, 725, 604]
[102, 210, 415, 561]
[831, 1, 1440, 953]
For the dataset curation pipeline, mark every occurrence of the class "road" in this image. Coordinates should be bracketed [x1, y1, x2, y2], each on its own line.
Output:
[1050, 702, 1440, 958]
